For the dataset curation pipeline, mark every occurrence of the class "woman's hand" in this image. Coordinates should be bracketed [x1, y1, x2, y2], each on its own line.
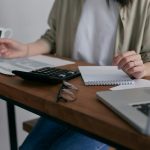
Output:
[0, 38, 28, 58]
[112, 51, 145, 79]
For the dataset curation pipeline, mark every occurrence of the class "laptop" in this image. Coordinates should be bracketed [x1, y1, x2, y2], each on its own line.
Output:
[96, 88, 150, 135]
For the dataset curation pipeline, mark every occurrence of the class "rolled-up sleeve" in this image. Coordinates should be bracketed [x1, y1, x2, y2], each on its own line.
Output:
[141, 4, 150, 63]
[41, 0, 58, 54]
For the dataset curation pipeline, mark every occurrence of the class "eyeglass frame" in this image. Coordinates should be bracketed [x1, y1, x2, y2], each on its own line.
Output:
[56, 81, 78, 102]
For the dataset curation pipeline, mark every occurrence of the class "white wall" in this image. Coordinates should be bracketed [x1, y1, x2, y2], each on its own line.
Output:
[0, 0, 54, 149]
[0, 0, 54, 42]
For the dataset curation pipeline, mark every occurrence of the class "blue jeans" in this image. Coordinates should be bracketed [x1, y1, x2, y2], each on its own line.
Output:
[20, 117, 109, 150]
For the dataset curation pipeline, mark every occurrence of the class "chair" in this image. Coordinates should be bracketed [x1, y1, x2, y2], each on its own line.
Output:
[23, 118, 39, 133]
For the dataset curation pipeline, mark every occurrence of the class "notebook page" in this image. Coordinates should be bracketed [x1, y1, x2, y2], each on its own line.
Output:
[79, 66, 134, 85]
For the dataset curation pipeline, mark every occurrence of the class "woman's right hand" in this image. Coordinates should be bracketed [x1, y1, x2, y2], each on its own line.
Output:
[0, 38, 28, 58]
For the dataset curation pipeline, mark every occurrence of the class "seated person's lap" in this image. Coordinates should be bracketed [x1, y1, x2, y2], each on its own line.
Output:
[20, 117, 109, 150]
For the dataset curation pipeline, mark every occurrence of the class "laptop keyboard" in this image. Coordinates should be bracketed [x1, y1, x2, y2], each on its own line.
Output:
[132, 103, 150, 116]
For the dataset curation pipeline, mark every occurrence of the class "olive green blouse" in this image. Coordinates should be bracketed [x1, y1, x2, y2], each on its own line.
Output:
[41, 0, 150, 63]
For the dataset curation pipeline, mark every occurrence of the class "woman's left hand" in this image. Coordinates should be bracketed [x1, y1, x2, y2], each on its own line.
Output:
[112, 51, 145, 79]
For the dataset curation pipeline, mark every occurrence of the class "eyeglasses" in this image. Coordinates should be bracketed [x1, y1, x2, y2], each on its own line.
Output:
[57, 81, 78, 102]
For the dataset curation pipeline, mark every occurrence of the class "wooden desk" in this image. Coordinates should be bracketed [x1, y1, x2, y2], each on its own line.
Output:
[0, 60, 150, 150]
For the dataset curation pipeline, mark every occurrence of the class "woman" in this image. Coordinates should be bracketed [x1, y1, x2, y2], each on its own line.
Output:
[0, 0, 150, 149]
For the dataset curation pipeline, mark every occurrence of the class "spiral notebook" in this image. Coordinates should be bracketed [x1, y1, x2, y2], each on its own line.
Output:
[78, 66, 134, 86]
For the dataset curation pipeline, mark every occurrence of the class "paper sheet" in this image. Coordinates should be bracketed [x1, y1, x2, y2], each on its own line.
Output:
[110, 79, 150, 90]
[0, 55, 74, 75]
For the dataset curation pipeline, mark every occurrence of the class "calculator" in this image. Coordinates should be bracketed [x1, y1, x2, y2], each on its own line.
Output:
[12, 67, 81, 84]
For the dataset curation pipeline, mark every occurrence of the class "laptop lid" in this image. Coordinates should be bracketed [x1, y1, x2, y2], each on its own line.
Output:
[96, 88, 150, 135]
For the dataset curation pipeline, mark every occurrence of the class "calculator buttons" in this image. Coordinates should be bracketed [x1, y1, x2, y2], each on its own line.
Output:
[12, 67, 81, 84]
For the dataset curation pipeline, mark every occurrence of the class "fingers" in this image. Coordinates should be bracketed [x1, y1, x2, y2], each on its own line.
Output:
[0, 44, 8, 57]
[0, 50, 23, 59]
[0, 39, 12, 52]
[0, 38, 13, 44]
[125, 65, 145, 79]
[0, 44, 5, 51]
[113, 51, 137, 67]
[0, 38, 11, 53]
[113, 51, 145, 79]
[0, 38, 20, 58]
[123, 59, 143, 71]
